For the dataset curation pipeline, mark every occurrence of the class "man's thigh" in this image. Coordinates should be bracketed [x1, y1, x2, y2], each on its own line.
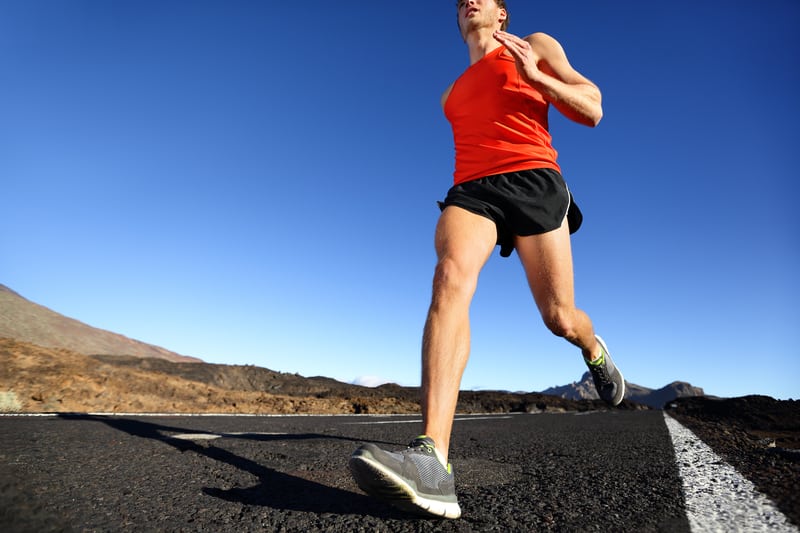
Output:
[514, 221, 576, 311]
[434, 206, 497, 276]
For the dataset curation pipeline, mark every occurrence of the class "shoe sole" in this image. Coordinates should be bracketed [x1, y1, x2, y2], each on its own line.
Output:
[595, 335, 626, 406]
[348, 454, 462, 519]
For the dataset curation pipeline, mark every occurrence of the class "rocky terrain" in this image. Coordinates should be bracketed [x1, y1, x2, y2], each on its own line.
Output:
[0, 337, 625, 415]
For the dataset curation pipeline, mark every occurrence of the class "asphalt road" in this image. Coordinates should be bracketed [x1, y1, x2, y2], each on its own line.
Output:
[0, 411, 697, 531]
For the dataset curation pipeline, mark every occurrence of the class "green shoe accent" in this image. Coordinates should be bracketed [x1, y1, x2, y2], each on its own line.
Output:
[586, 348, 605, 366]
[587, 335, 626, 406]
[414, 436, 449, 470]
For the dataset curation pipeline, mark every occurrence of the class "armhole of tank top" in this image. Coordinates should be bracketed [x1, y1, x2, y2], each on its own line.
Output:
[442, 82, 457, 114]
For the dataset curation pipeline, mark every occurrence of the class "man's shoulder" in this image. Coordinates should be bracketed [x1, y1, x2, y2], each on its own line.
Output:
[523, 32, 565, 57]
[523, 32, 558, 45]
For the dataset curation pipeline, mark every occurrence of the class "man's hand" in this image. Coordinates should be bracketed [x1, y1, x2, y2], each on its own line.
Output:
[493, 30, 603, 127]
[493, 30, 544, 86]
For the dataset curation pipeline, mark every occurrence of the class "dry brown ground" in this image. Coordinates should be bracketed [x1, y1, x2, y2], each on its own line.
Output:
[0, 338, 419, 414]
[0, 337, 615, 415]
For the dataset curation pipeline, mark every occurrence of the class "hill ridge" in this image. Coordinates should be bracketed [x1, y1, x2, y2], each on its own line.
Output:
[0, 283, 199, 363]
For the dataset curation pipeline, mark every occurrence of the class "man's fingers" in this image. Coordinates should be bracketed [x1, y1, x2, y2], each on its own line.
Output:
[493, 31, 530, 58]
[494, 30, 527, 47]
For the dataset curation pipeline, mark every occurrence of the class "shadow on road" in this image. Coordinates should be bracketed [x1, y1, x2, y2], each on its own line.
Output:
[58, 414, 406, 519]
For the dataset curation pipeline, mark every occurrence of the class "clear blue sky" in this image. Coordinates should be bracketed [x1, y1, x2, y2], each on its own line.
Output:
[2, 1, 798, 400]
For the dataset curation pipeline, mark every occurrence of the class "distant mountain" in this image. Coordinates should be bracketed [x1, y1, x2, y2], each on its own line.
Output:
[541, 371, 704, 409]
[0, 284, 200, 363]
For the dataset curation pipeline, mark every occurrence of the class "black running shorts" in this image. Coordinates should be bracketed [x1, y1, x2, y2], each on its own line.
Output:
[438, 168, 583, 258]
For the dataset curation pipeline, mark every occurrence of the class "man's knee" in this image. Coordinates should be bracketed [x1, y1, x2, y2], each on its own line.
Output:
[541, 306, 578, 340]
[431, 256, 479, 303]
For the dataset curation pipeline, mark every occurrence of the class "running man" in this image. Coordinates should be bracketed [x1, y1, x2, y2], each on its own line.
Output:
[349, 0, 625, 519]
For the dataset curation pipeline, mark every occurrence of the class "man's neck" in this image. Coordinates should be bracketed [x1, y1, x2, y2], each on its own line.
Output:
[465, 28, 503, 65]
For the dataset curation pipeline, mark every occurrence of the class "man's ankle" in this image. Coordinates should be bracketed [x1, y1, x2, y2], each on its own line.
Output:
[420, 433, 449, 465]
[583, 340, 603, 364]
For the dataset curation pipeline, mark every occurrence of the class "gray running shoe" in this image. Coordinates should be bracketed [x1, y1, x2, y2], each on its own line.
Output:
[349, 435, 461, 519]
[587, 335, 625, 406]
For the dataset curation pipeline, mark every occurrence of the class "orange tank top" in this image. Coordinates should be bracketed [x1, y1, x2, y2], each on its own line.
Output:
[444, 45, 560, 185]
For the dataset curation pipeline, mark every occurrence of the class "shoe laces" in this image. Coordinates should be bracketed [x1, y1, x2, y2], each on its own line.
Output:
[406, 436, 450, 471]
[590, 360, 613, 388]
[407, 436, 436, 454]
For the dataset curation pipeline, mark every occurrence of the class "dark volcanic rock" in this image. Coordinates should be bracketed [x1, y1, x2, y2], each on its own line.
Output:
[667, 395, 800, 526]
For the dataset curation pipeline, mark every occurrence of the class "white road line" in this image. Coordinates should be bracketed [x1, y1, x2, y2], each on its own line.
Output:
[168, 432, 288, 441]
[346, 418, 423, 425]
[663, 413, 798, 532]
[0, 412, 409, 418]
[169, 433, 222, 441]
[346, 414, 514, 425]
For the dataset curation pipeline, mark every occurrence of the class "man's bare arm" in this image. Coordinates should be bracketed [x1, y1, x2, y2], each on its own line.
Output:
[494, 31, 602, 127]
